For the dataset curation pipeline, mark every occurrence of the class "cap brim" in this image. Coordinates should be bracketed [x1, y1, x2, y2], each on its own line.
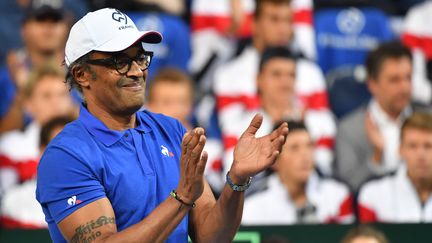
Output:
[94, 31, 162, 53]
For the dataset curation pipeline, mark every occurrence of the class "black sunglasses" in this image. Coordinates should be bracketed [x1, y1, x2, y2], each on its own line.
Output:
[86, 50, 154, 75]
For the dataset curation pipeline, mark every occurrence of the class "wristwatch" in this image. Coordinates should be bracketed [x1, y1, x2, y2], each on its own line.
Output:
[226, 171, 252, 192]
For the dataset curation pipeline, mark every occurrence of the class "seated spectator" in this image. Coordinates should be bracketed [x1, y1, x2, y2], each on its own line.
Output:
[146, 68, 225, 194]
[0, 0, 88, 67]
[222, 46, 336, 179]
[0, 116, 73, 228]
[190, 0, 255, 93]
[191, 0, 315, 94]
[335, 41, 427, 191]
[0, 62, 77, 196]
[214, 0, 333, 175]
[341, 225, 389, 243]
[358, 112, 432, 223]
[242, 121, 353, 225]
[0, 1, 70, 133]
[314, 7, 394, 118]
[147, 68, 195, 130]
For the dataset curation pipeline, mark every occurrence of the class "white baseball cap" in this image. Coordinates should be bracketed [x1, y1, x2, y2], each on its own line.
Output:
[65, 8, 162, 66]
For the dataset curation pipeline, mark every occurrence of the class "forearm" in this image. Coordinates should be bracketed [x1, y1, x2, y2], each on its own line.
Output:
[103, 196, 190, 243]
[193, 183, 244, 243]
[0, 94, 24, 133]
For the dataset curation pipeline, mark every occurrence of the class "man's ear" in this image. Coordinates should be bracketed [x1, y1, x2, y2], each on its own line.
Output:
[72, 65, 91, 90]
[366, 77, 377, 95]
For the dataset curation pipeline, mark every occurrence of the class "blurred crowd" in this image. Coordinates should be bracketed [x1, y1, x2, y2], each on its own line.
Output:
[1, 0, 432, 237]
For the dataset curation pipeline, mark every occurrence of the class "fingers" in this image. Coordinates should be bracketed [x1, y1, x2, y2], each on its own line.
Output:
[270, 135, 285, 156]
[365, 112, 377, 130]
[196, 150, 208, 175]
[190, 133, 206, 162]
[269, 122, 289, 141]
[267, 150, 280, 165]
[181, 131, 193, 155]
[243, 113, 263, 136]
[182, 128, 204, 154]
[182, 127, 207, 165]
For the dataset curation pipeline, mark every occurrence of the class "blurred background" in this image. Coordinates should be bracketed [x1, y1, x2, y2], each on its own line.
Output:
[1, 0, 432, 242]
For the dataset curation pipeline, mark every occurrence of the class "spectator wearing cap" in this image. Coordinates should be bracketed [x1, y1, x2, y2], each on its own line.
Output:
[335, 41, 432, 191]
[213, 0, 334, 176]
[242, 120, 353, 225]
[0, 0, 71, 133]
[0, 62, 77, 197]
[0, 0, 88, 66]
[358, 112, 432, 223]
[0, 116, 73, 229]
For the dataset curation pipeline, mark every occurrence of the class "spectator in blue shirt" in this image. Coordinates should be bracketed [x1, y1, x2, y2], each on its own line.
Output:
[36, 8, 288, 243]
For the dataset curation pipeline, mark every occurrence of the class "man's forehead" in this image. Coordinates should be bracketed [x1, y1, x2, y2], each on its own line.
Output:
[261, 57, 296, 71]
[260, 2, 292, 15]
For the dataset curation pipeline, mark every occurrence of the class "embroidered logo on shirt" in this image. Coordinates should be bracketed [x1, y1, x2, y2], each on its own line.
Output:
[67, 196, 82, 206]
[161, 145, 174, 157]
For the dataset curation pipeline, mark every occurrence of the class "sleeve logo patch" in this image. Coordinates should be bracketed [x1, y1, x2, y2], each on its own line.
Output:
[67, 196, 82, 206]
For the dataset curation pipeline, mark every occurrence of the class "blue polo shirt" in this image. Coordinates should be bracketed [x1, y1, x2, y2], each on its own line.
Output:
[36, 104, 188, 243]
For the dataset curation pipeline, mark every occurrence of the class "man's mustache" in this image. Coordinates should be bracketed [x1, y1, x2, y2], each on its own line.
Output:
[116, 77, 145, 87]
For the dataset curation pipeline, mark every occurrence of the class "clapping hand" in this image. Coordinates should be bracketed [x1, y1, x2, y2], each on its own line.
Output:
[176, 128, 208, 204]
[229, 114, 289, 183]
[365, 112, 384, 164]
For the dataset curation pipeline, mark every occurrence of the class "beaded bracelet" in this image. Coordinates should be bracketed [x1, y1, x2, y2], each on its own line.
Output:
[170, 190, 196, 208]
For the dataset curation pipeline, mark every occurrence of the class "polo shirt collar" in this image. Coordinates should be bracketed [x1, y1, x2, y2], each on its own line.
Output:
[78, 103, 151, 146]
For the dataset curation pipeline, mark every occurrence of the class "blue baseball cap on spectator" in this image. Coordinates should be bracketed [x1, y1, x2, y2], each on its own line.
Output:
[23, 0, 65, 22]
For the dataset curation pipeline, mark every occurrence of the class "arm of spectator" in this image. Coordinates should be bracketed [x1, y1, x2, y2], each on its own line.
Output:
[229, 0, 244, 34]
[364, 112, 384, 166]
[335, 124, 370, 190]
[0, 51, 29, 133]
[0, 93, 25, 133]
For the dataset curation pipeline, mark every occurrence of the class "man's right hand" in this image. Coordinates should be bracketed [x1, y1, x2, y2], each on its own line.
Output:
[176, 128, 208, 205]
[365, 112, 384, 165]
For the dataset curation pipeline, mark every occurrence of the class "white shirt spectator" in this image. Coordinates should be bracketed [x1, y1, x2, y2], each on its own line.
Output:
[0, 179, 47, 228]
[0, 121, 40, 161]
[0, 122, 40, 194]
[358, 165, 432, 223]
[368, 100, 411, 173]
[242, 172, 353, 225]
[214, 45, 335, 175]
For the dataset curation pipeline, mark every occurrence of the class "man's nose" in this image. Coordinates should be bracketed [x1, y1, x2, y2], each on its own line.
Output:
[127, 61, 145, 77]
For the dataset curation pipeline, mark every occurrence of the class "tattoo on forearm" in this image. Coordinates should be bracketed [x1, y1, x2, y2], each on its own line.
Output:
[70, 216, 115, 243]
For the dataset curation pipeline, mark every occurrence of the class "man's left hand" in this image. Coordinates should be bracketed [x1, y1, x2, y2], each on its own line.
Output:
[229, 114, 289, 184]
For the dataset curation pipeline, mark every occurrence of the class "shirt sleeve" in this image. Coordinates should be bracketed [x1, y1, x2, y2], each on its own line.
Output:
[36, 146, 106, 224]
